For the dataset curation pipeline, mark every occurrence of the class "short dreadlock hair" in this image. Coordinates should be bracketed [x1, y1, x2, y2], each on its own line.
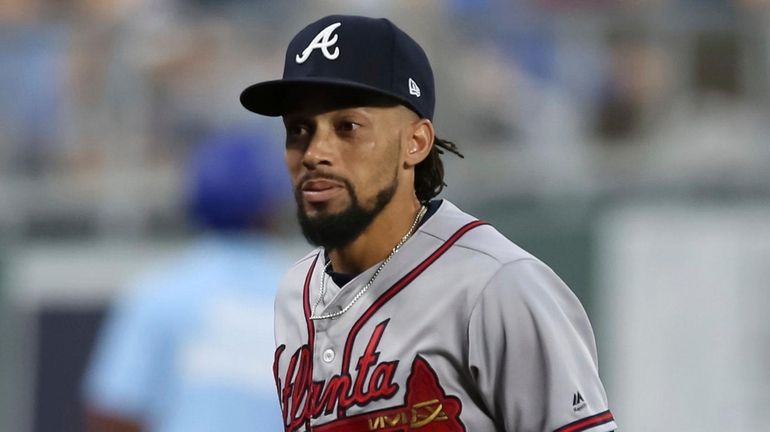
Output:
[415, 136, 463, 202]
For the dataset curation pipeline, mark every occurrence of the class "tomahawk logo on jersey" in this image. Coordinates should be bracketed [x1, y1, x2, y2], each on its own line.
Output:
[272, 201, 616, 432]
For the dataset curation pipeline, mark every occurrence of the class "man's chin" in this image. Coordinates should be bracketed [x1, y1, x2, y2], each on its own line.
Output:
[296, 200, 373, 250]
[302, 199, 350, 218]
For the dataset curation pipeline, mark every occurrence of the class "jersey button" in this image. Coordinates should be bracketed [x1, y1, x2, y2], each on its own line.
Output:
[322, 348, 335, 363]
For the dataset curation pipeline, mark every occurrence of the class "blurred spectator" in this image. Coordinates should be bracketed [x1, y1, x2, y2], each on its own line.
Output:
[82, 125, 293, 432]
[638, 28, 770, 188]
[593, 28, 672, 143]
[0, 0, 67, 175]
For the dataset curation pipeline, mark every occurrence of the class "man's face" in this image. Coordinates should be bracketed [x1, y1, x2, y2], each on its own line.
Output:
[282, 90, 417, 250]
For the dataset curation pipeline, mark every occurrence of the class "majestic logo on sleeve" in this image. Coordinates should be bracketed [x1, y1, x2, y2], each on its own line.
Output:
[295, 22, 342, 64]
[274, 320, 465, 431]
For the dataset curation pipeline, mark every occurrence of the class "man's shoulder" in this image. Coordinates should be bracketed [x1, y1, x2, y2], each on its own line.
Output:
[277, 248, 322, 290]
[421, 200, 536, 266]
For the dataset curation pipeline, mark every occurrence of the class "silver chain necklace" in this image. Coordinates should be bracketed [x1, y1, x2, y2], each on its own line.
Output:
[309, 205, 427, 320]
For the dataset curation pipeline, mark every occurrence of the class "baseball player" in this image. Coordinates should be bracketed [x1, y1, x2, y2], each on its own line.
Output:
[240, 15, 617, 432]
[83, 128, 291, 432]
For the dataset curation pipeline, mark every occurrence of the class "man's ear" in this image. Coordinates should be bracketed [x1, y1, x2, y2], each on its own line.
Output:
[404, 119, 434, 168]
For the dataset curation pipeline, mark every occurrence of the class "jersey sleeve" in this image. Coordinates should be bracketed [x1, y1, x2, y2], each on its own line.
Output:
[82, 284, 169, 419]
[467, 259, 617, 432]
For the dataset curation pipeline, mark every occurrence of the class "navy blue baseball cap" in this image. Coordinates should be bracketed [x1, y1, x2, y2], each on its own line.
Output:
[240, 15, 435, 120]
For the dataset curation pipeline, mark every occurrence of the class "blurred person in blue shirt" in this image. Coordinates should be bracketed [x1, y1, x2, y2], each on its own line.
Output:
[82, 126, 293, 432]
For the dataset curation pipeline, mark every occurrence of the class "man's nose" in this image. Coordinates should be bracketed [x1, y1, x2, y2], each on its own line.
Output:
[302, 127, 334, 169]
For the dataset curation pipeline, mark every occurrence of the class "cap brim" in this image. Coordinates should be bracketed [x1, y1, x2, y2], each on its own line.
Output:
[240, 77, 417, 117]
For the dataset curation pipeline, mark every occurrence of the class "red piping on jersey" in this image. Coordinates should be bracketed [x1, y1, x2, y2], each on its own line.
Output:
[273, 344, 285, 419]
[302, 253, 320, 431]
[338, 219, 488, 417]
[554, 410, 615, 432]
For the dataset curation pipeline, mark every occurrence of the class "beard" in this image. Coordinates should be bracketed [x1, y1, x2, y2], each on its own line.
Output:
[295, 170, 398, 251]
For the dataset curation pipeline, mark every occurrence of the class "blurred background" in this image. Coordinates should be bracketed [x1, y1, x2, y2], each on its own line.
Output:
[2, 0, 770, 431]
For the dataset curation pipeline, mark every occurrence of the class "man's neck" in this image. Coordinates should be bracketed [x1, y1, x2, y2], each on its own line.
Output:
[328, 197, 422, 274]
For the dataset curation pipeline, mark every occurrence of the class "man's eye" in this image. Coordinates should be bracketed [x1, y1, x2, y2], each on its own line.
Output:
[286, 124, 308, 136]
[337, 121, 360, 133]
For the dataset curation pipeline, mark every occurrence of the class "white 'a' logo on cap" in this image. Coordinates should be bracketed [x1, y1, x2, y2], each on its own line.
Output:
[296, 22, 342, 64]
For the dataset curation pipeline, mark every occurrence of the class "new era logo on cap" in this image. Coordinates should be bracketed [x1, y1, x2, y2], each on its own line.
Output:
[408, 78, 421, 97]
[240, 15, 436, 120]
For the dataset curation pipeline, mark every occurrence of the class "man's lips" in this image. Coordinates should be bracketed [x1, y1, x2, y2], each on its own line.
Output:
[301, 179, 345, 203]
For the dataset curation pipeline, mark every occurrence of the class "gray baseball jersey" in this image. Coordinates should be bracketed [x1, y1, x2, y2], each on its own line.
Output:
[273, 200, 616, 431]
